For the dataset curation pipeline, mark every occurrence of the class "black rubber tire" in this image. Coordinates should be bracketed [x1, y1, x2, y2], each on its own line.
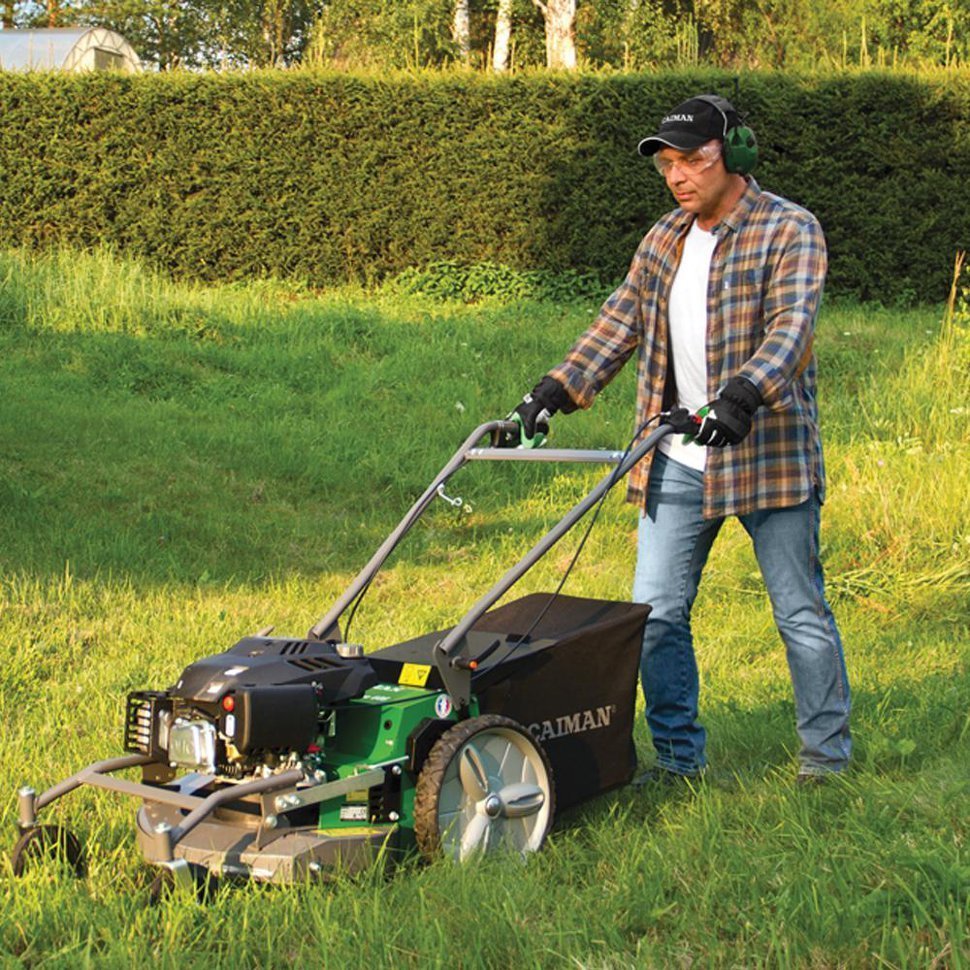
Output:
[413, 714, 555, 862]
[11, 825, 85, 878]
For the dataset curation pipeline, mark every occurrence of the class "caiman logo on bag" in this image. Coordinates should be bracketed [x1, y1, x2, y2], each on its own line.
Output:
[528, 705, 616, 742]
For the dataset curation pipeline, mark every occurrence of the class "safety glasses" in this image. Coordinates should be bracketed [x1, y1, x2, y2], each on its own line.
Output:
[652, 141, 721, 177]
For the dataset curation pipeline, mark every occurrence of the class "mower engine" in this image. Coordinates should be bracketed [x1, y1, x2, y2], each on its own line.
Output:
[124, 636, 379, 780]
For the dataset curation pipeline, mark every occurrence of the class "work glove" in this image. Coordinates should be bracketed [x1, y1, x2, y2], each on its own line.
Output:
[494, 376, 575, 448]
[694, 376, 762, 448]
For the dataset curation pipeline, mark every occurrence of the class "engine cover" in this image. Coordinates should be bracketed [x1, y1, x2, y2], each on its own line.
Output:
[170, 636, 379, 706]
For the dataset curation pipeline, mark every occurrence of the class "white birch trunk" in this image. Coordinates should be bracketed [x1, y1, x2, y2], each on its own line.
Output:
[492, 0, 514, 72]
[453, 0, 471, 62]
[532, 0, 576, 69]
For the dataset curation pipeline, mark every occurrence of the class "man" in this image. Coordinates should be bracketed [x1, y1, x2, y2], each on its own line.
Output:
[500, 94, 851, 784]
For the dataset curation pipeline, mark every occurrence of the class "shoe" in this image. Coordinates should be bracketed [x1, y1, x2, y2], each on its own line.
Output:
[631, 767, 701, 790]
[795, 771, 830, 787]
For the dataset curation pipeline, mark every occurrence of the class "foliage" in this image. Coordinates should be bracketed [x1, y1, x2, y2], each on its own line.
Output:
[391, 260, 609, 303]
[304, 0, 458, 70]
[6, 0, 970, 70]
[0, 247, 967, 966]
[9, 0, 323, 68]
[1, 69, 969, 302]
[576, 0, 692, 69]
[195, 0, 324, 68]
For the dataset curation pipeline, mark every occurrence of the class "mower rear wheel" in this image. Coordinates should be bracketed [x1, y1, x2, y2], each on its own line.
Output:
[414, 714, 554, 862]
[11, 825, 84, 878]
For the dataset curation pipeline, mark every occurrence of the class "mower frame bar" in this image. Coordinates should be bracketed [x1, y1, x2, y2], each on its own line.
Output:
[19, 755, 395, 862]
[309, 418, 674, 707]
[146, 768, 305, 861]
[434, 422, 671, 704]
[19, 755, 154, 829]
[17, 756, 303, 839]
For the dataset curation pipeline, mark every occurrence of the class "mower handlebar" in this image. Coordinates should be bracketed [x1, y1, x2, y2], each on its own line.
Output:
[307, 421, 517, 641]
[308, 418, 677, 704]
[432, 420, 675, 705]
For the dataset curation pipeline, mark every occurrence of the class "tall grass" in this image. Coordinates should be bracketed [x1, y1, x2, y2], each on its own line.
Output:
[0, 248, 967, 968]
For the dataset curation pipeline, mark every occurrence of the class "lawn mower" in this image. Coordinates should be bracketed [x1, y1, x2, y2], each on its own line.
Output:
[12, 415, 685, 896]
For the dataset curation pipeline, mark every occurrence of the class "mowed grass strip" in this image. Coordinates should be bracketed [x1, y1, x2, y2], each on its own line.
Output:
[0, 248, 967, 968]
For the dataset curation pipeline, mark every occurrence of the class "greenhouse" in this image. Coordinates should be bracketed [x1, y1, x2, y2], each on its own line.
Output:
[0, 27, 142, 72]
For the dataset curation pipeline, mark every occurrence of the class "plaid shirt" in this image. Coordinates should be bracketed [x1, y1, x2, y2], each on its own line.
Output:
[549, 178, 827, 519]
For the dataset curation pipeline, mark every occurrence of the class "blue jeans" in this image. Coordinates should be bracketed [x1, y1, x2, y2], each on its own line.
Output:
[631, 451, 851, 776]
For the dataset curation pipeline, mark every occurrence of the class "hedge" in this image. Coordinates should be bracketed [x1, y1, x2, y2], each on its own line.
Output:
[0, 69, 968, 302]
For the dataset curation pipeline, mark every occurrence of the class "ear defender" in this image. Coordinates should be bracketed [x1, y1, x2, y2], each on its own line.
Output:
[723, 123, 758, 175]
[695, 94, 759, 175]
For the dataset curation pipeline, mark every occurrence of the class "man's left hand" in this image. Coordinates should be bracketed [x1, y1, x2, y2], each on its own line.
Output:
[694, 376, 762, 447]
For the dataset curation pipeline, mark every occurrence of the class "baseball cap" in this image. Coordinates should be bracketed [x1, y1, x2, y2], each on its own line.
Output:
[637, 96, 730, 157]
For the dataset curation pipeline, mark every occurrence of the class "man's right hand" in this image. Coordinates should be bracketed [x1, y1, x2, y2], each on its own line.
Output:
[663, 407, 703, 437]
[494, 376, 574, 448]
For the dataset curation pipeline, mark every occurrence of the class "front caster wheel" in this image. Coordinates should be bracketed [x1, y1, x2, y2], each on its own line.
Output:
[11, 825, 85, 878]
[414, 714, 555, 862]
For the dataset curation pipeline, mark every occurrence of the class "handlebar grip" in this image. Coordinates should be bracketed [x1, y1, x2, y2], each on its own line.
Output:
[491, 415, 546, 449]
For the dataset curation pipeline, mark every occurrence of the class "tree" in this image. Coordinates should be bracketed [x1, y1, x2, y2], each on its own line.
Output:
[72, 0, 209, 68]
[873, 0, 970, 65]
[531, 0, 575, 67]
[200, 0, 321, 67]
[11, 0, 82, 27]
[453, 0, 471, 60]
[305, 0, 456, 69]
[258, 0, 311, 65]
[492, 0, 513, 69]
[483, 0, 547, 71]
[576, 0, 685, 68]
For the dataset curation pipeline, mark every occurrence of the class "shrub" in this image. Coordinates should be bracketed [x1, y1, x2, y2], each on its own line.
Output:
[0, 69, 967, 302]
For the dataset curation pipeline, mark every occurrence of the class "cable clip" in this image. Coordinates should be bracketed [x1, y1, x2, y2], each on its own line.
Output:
[435, 484, 463, 509]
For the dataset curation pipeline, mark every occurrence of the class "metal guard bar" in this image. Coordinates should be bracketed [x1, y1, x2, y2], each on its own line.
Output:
[17, 755, 304, 835]
[19, 757, 394, 861]
[19, 755, 154, 829]
[164, 769, 305, 855]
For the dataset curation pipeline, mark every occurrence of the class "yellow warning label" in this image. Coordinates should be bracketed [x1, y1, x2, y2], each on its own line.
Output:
[398, 663, 431, 687]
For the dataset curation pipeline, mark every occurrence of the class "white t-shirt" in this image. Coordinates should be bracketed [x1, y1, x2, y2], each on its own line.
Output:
[658, 221, 719, 471]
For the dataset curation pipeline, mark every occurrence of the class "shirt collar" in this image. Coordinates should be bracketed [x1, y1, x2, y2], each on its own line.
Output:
[672, 176, 762, 237]
[714, 176, 761, 234]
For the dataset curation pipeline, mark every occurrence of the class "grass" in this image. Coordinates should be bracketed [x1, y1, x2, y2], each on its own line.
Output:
[0, 247, 967, 968]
